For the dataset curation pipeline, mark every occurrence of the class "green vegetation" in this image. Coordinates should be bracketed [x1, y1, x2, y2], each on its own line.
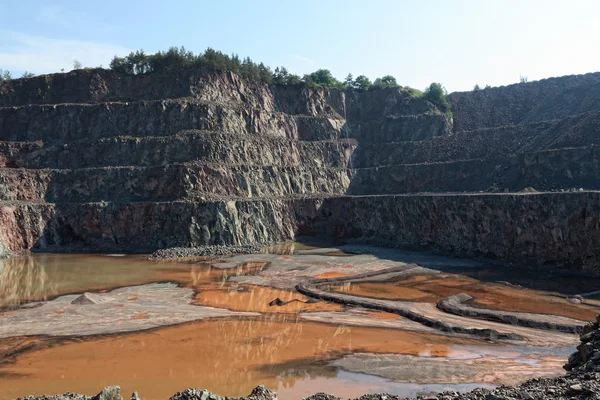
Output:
[403, 86, 424, 98]
[21, 71, 35, 78]
[424, 82, 452, 117]
[0, 69, 12, 82]
[351, 75, 372, 91]
[107, 47, 406, 91]
[519, 75, 528, 83]
[473, 84, 481, 91]
[108, 46, 452, 114]
[0, 46, 452, 115]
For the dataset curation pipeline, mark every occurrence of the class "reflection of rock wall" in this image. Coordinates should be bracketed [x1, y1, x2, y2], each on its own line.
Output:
[0, 256, 53, 308]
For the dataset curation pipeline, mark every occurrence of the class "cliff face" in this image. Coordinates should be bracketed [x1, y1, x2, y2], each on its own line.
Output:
[2, 68, 600, 272]
[449, 72, 600, 132]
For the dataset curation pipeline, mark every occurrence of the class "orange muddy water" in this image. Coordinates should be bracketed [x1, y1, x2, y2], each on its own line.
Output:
[0, 250, 595, 399]
[330, 273, 600, 322]
[1, 316, 488, 400]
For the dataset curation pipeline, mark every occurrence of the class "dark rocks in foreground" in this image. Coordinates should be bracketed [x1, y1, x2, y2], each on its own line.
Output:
[17, 374, 600, 400]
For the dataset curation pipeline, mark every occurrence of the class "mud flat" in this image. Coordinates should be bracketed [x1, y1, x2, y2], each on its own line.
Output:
[3, 246, 598, 399]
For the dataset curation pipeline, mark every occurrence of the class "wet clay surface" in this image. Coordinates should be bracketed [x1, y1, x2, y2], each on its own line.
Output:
[0, 246, 595, 399]
[330, 273, 600, 322]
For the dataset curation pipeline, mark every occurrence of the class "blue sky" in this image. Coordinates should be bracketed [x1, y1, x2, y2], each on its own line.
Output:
[1, 0, 599, 92]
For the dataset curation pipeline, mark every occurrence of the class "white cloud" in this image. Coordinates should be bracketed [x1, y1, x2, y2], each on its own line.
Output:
[0, 32, 130, 74]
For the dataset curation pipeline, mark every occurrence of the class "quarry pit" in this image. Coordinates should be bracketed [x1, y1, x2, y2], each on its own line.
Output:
[1, 69, 600, 399]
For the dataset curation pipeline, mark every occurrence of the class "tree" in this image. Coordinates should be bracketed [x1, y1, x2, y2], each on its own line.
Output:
[305, 69, 341, 88]
[424, 82, 451, 114]
[519, 75, 528, 83]
[73, 60, 82, 70]
[353, 75, 371, 91]
[372, 75, 399, 88]
[21, 71, 35, 78]
[0, 69, 12, 82]
[344, 73, 354, 88]
[473, 84, 481, 91]
[484, 84, 491, 89]
[286, 73, 301, 85]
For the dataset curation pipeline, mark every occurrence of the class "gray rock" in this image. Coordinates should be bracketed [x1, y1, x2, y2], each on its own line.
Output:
[72, 292, 114, 305]
[569, 383, 583, 392]
[95, 386, 122, 400]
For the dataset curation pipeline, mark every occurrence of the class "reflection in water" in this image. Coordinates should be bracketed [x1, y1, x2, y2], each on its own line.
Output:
[0, 252, 584, 399]
[0, 315, 514, 400]
[0, 256, 55, 308]
[275, 370, 497, 399]
[0, 254, 266, 309]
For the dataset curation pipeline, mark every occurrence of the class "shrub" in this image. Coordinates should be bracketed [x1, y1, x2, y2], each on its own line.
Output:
[372, 75, 400, 89]
[0, 69, 12, 82]
[424, 82, 452, 116]
[403, 86, 424, 97]
[352, 75, 372, 91]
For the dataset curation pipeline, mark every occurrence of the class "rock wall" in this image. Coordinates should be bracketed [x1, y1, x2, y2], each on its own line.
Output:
[449, 72, 600, 132]
[0, 200, 298, 253]
[2, 68, 600, 272]
[296, 192, 600, 273]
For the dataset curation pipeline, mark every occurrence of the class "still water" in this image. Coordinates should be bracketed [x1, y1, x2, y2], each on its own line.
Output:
[0, 250, 595, 399]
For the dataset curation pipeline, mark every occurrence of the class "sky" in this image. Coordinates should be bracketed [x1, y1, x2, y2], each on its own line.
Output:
[1, 0, 599, 92]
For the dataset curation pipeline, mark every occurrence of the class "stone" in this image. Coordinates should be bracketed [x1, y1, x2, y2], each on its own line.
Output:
[130, 393, 140, 400]
[569, 384, 583, 392]
[518, 391, 533, 399]
[72, 292, 114, 305]
[95, 386, 122, 400]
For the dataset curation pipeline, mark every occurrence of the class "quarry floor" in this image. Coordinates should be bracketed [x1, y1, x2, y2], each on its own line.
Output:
[1, 244, 600, 400]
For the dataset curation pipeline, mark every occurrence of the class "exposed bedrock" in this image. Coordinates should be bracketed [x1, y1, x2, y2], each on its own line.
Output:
[2, 69, 600, 274]
[0, 200, 297, 253]
[450, 71, 600, 131]
[0, 100, 341, 142]
[296, 192, 600, 273]
[347, 145, 600, 194]
[0, 164, 350, 202]
[0, 132, 356, 169]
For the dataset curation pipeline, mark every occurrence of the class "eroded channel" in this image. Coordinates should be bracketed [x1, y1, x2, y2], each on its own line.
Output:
[1, 245, 598, 399]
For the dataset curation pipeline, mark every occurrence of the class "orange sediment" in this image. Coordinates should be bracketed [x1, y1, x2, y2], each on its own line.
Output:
[0, 317, 479, 400]
[193, 284, 342, 313]
[331, 274, 600, 322]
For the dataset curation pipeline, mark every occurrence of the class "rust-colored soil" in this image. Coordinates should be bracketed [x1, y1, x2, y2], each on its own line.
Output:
[366, 311, 402, 320]
[331, 274, 599, 322]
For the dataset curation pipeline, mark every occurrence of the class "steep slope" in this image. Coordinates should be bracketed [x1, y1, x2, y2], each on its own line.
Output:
[2, 69, 600, 272]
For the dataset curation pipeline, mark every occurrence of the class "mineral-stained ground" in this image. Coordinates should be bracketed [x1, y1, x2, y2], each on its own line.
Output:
[2, 69, 600, 399]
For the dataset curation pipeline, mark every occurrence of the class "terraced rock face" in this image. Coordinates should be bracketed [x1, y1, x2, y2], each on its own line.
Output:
[2, 69, 600, 272]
